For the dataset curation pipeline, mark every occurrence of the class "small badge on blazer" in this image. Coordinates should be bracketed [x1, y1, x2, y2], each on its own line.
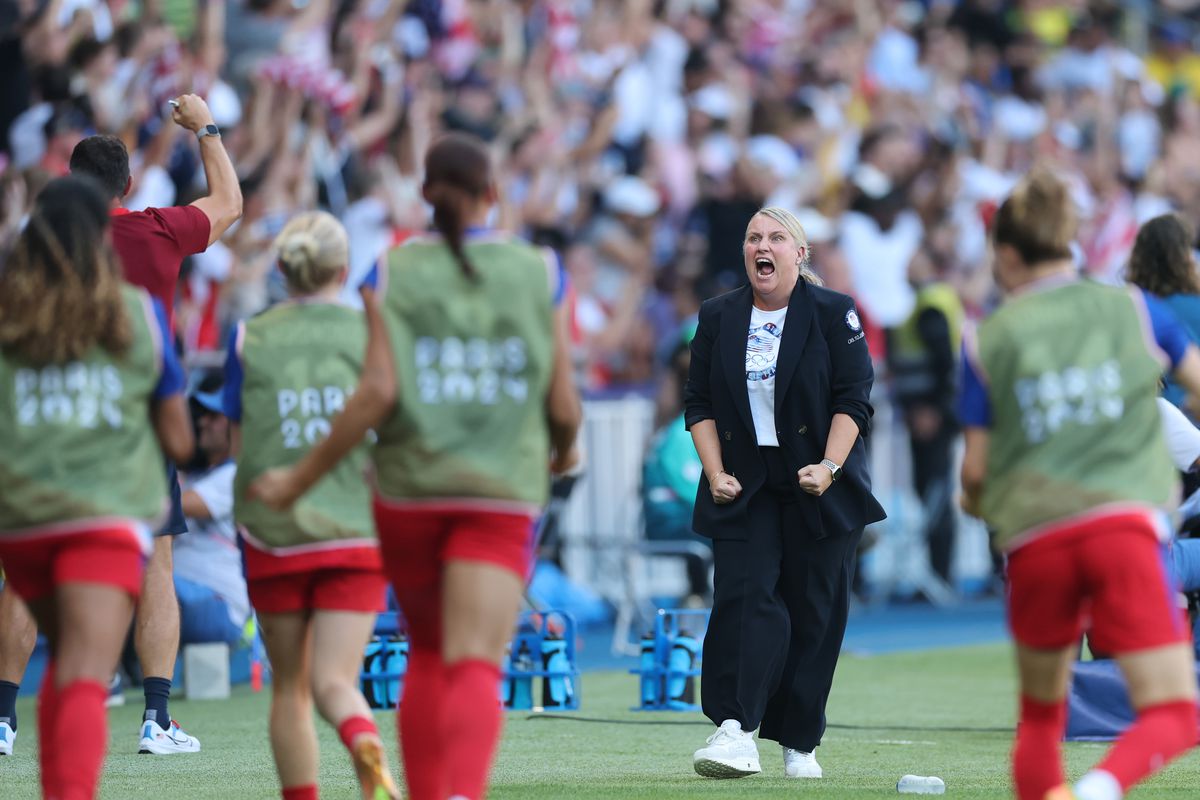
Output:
[845, 309, 862, 332]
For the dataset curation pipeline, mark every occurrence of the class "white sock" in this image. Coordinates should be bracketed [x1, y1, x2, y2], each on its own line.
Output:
[1075, 770, 1122, 800]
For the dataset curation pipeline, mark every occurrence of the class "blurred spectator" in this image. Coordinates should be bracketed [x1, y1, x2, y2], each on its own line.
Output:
[888, 231, 965, 585]
[1127, 213, 1200, 414]
[176, 386, 248, 648]
[642, 332, 709, 604]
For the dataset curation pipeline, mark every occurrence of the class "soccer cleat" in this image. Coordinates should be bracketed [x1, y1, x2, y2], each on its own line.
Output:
[350, 736, 400, 800]
[0, 721, 13, 756]
[783, 746, 822, 778]
[1044, 788, 1078, 800]
[692, 719, 761, 778]
[138, 718, 201, 754]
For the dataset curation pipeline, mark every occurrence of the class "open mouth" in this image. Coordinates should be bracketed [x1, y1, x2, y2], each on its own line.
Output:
[755, 257, 775, 278]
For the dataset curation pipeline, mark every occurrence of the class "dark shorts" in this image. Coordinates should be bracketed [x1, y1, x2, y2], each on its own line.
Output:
[159, 460, 188, 537]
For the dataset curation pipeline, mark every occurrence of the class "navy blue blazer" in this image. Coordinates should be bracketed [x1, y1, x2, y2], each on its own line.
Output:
[684, 280, 887, 540]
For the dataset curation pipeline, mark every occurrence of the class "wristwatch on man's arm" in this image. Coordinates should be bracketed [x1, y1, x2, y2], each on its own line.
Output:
[820, 458, 843, 481]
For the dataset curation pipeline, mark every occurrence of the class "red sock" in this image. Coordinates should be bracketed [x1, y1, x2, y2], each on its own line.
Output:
[442, 659, 503, 800]
[337, 715, 379, 751]
[1097, 700, 1199, 790]
[52, 680, 108, 800]
[281, 785, 318, 800]
[37, 661, 58, 800]
[1012, 695, 1066, 800]
[400, 649, 447, 800]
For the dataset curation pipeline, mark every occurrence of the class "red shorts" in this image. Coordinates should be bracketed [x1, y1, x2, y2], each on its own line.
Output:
[1006, 510, 1187, 653]
[247, 567, 388, 615]
[372, 498, 535, 589]
[0, 520, 148, 602]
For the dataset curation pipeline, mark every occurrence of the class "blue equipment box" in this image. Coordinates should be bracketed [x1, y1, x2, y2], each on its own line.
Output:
[360, 609, 580, 712]
[630, 608, 710, 712]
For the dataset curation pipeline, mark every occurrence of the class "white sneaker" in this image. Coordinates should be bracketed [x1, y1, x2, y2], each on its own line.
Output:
[693, 719, 761, 778]
[138, 719, 201, 754]
[0, 721, 13, 756]
[783, 747, 822, 778]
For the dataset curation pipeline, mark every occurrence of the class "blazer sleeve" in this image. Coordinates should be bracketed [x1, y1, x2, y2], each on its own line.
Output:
[824, 295, 875, 435]
[684, 298, 719, 430]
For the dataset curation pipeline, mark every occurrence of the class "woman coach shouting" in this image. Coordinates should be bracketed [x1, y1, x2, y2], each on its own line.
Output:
[685, 207, 885, 780]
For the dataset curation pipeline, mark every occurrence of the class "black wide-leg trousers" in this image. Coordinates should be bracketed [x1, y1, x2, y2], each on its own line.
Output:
[700, 447, 862, 752]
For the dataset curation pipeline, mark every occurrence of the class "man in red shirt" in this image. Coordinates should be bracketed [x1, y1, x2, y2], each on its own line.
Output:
[0, 94, 241, 758]
[81, 94, 241, 753]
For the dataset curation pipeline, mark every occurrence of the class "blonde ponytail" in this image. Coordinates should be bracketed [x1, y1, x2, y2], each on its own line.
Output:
[274, 212, 349, 295]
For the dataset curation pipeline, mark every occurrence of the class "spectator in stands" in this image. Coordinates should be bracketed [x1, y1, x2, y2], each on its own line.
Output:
[1126, 213, 1200, 413]
[887, 240, 965, 588]
[1144, 19, 1200, 100]
[174, 387, 248, 649]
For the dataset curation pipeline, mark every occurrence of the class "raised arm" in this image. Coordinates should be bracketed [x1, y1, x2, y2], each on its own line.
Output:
[172, 94, 243, 245]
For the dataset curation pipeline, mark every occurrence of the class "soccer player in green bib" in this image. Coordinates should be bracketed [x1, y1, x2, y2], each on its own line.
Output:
[251, 132, 583, 800]
[0, 176, 193, 798]
[224, 211, 399, 800]
[959, 169, 1200, 800]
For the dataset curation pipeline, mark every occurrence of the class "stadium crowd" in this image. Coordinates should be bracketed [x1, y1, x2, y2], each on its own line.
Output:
[3, 0, 1200, 384]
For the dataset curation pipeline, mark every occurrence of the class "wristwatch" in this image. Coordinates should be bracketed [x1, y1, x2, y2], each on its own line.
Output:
[820, 459, 843, 481]
[196, 124, 220, 139]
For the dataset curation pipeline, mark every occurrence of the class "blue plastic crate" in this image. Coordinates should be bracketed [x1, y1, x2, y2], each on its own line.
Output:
[630, 608, 710, 711]
[359, 609, 581, 712]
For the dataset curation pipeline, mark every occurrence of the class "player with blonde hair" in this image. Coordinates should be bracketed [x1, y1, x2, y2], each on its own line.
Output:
[224, 211, 398, 800]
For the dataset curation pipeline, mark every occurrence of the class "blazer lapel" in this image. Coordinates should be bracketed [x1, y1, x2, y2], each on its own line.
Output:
[773, 279, 813, 417]
[720, 286, 757, 436]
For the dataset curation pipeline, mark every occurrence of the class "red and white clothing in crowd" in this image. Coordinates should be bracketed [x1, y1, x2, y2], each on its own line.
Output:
[1080, 188, 1138, 285]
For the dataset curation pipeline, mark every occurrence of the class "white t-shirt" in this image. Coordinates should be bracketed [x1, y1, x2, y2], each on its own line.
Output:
[838, 209, 923, 327]
[1157, 398, 1200, 473]
[747, 306, 788, 447]
[174, 462, 250, 629]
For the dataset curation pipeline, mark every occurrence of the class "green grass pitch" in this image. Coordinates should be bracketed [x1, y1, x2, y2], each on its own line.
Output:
[5, 644, 1199, 798]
